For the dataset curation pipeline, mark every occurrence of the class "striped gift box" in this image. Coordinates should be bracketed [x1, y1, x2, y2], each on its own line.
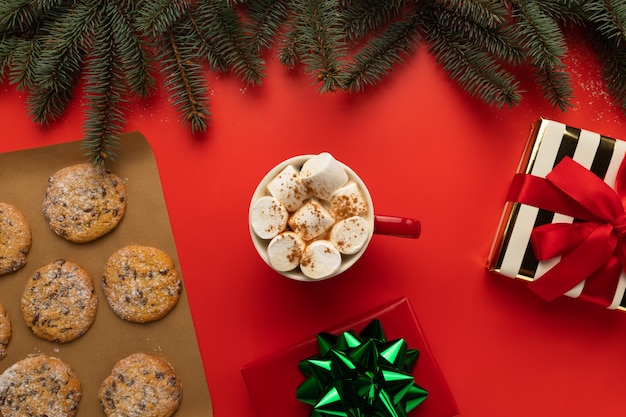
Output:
[488, 118, 626, 310]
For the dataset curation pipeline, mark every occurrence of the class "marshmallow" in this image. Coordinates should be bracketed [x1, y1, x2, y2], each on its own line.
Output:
[300, 240, 342, 279]
[330, 216, 370, 255]
[250, 196, 288, 239]
[300, 152, 349, 200]
[267, 232, 306, 271]
[329, 181, 368, 220]
[267, 164, 309, 212]
[288, 199, 335, 241]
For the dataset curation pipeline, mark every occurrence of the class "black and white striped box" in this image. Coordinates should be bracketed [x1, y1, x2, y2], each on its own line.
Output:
[488, 119, 626, 310]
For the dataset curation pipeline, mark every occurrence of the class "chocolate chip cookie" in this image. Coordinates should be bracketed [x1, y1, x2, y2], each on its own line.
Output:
[21, 259, 98, 343]
[0, 202, 32, 275]
[42, 163, 127, 243]
[0, 304, 10, 360]
[102, 245, 182, 323]
[0, 355, 82, 417]
[98, 353, 182, 417]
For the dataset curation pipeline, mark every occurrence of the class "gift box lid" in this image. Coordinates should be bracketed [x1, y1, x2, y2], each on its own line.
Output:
[240, 297, 459, 417]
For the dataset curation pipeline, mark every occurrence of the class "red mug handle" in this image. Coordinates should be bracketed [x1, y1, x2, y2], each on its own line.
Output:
[373, 215, 421, 238]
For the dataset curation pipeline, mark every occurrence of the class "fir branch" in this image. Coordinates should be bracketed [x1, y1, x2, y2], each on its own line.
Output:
[135, 0, 190, 35]
[436, 0, 525, 65]
[82, 3, 127, 166]
[157, 24, 211, 134]
[422, 4, 522, 108]
[26, 3, 103, 124]
[7, 0, 626, 165]
[277, 15, 299, 67]
[244, 0, 290, 53]
[534, 0, 587, 26]
[0, 0, 66, 34]
[591, 29, 626, 112]
[536, 67, 574, 110]
[511, 1, 567, 68]
[108, 1, 156, 98]
[194, 0, 264, 87]
[345, 7, 422, 92]
[438, 0, 508, 27]
[290, 0, 348, 92]
[581, 0, 626, 46]
[341, 0, 408, 42]
[185, 8, 230, 72]
[511, 0, 573, 110]
[0, 36, 19, 83]
[7, 35, 41, 90]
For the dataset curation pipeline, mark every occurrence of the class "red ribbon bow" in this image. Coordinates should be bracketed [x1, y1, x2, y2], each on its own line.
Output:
[507, 156, 626, 307]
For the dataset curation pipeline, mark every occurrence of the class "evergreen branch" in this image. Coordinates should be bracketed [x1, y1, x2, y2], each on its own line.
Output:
[7, 36, 41, 90]
[436, 1, 525, 65]
[535, 68, 573, 110]
[135, 0, 190, 35]
[0, 0, 66, 34]
[82, 3, 127, 166]
[27, 2, 103, 124]
[422, 5, 522, 108]
[437, 0, 507, 28]
[244, 0, 290, 53]
[290, 0, 347, 92]
[185, 8, 230, 72]
[511, 0, 573, 109]
[0, 36, 19, 83]
[25, 85, 75, 126]
[277, 15, 299, 67]
[581, 0, 626, 46]
[6, 0, 626, 165]
[534, 0, 587, 26]
[157, 25, 211, 134]
[108, 1, 156, 98]
[591, 29, 626, 112]
[345, 8, 422, 92]
[195, 0, 264, 87]
[341, 0, 408, 42]
[511, 1, 567, 69]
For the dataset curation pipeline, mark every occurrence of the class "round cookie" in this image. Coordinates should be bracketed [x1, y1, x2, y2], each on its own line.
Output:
[21, 259, 98, 343]
[102, 245, 182, 323]
[0, 304, 10, 360]
[42, 163, 127, 243]
[98, 353, 182, 417]
[0, 202, 32, 275]
[0, 354, 82, 417]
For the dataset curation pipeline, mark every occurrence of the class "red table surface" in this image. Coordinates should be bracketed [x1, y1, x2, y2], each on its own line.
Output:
[2, 29, 626, 416]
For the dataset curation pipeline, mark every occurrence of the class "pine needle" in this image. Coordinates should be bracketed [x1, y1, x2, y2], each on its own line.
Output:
[511, 0, 573, 110]
[157, 25, 211, 134]
[423, 4, 523, 108]
[341, 0, 408, 42]
[582, 0, 626, 46]
[82, 3, 127, 165]
[290, 0, 348, 92]
[245, 0, 290, 53]
[194, 0, 265, 87]
[345, 8, 422, 92]
[591, 28, 626, 112]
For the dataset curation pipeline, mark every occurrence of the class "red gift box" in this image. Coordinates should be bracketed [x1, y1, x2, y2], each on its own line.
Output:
[240, 297, 459, 417]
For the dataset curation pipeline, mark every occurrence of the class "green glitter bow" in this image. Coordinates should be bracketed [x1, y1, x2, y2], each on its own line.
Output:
[296, 319, 428, 417]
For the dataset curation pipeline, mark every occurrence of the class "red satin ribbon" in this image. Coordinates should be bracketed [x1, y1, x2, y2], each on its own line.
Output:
[507, 156, 626, 307]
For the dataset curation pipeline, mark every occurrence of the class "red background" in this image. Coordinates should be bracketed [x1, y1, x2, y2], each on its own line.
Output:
[2, 29, 626, 416]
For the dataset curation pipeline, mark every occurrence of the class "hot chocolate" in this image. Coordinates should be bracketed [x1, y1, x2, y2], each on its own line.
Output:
[250, 153, 373, 280]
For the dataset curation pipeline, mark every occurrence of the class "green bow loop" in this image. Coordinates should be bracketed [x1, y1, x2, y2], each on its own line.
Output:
[296, 320, 428, 417]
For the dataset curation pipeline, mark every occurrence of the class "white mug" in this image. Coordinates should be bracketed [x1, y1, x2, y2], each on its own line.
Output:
[249, 154, 420, 281]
